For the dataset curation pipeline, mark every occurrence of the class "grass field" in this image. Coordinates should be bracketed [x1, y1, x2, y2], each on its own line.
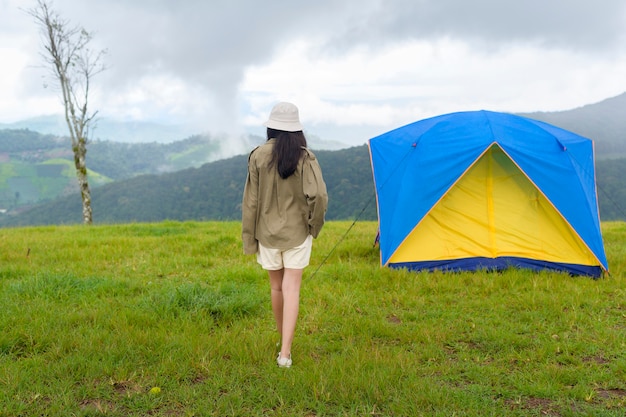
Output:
[0, 221, 625, 416]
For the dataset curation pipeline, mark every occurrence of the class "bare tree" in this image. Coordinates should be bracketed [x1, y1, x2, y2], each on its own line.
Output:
[28, 0, 106, 225]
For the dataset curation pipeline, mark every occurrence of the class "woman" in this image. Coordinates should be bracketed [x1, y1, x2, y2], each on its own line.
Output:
[242, 102, 328, 368]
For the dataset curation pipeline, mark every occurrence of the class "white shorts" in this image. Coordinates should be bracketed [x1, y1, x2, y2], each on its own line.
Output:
[257, 235, 313, 270]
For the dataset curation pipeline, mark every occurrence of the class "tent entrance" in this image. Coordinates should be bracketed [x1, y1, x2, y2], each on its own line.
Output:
[388, 145, 599, 269]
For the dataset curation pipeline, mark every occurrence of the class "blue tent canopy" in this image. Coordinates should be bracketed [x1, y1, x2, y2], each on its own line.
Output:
[368, 110, 608, 277]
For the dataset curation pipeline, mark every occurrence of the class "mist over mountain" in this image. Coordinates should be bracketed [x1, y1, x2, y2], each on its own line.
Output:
[0, 115, 196, 144]
[0, 114, 351, 151]
[3, 91, 624, 155]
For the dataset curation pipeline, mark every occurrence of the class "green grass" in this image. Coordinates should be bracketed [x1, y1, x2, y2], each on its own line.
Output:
[0, 159, 111, 208]
[0, 221, 625, 416]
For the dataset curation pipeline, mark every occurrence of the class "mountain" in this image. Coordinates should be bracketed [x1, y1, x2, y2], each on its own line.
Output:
[0, 129, 258, 212]
[0, 126, 350, 214]
[0, 145, 378, 226]
[519, 93, 626, 158]
[1, 144, 624, 228]
[1, 93, 626, 226]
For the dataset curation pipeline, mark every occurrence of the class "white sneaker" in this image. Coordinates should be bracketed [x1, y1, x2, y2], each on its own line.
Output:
[276, 353, 292, 368]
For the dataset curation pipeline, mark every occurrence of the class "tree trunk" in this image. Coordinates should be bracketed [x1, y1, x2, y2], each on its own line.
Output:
[29, 0, 105, 226]
[73, 140, 92, 225]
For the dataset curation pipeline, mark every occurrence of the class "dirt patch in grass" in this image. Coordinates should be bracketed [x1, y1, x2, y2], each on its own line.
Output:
[506, 397, 560, 416]
[596, 388, 626, 399]
[583, 355, 610, 364]
[79, 398, 118, 413]
[386, 314, 402, 324]
[112, 379, 144, 395]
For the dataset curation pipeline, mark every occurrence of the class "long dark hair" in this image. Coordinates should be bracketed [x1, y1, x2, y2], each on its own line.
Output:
[267, 128, 308, 179]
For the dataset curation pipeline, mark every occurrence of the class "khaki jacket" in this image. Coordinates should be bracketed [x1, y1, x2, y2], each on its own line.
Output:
[242, 139, 328, 255]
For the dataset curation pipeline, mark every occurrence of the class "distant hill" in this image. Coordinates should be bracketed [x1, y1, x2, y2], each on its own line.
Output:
[519, 93, 626, 158]
[0, 129, 252, 213]
[0, 127, 350, 213]
[596, 158, 626, 220]
[1, 144, 625, 228]
[0, 145, 378, 226]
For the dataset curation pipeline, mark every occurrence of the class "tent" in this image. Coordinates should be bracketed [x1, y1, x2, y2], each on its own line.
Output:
[368, 110, 608, 277]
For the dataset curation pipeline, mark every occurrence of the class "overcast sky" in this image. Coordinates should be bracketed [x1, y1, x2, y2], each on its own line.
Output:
[1, 0, 626, 145]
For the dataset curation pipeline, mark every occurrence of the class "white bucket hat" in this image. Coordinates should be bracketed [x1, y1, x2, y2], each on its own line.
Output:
[263, 102, 303, 132]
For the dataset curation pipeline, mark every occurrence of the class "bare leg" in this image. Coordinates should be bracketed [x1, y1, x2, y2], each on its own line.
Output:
[268, 269, 285, 338]
[279, 268, 303, 359]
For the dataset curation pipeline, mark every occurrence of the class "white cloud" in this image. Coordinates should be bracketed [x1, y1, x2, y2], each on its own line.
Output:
[2, 0, 626, 146]
[0, 44, 60, 121]
[241, 38, 626, 138]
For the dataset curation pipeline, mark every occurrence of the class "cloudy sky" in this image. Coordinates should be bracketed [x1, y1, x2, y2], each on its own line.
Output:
[1, 0, 626, 146]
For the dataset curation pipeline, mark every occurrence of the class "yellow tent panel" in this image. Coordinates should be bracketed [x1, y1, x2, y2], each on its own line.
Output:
[389, 145, 599, 267]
